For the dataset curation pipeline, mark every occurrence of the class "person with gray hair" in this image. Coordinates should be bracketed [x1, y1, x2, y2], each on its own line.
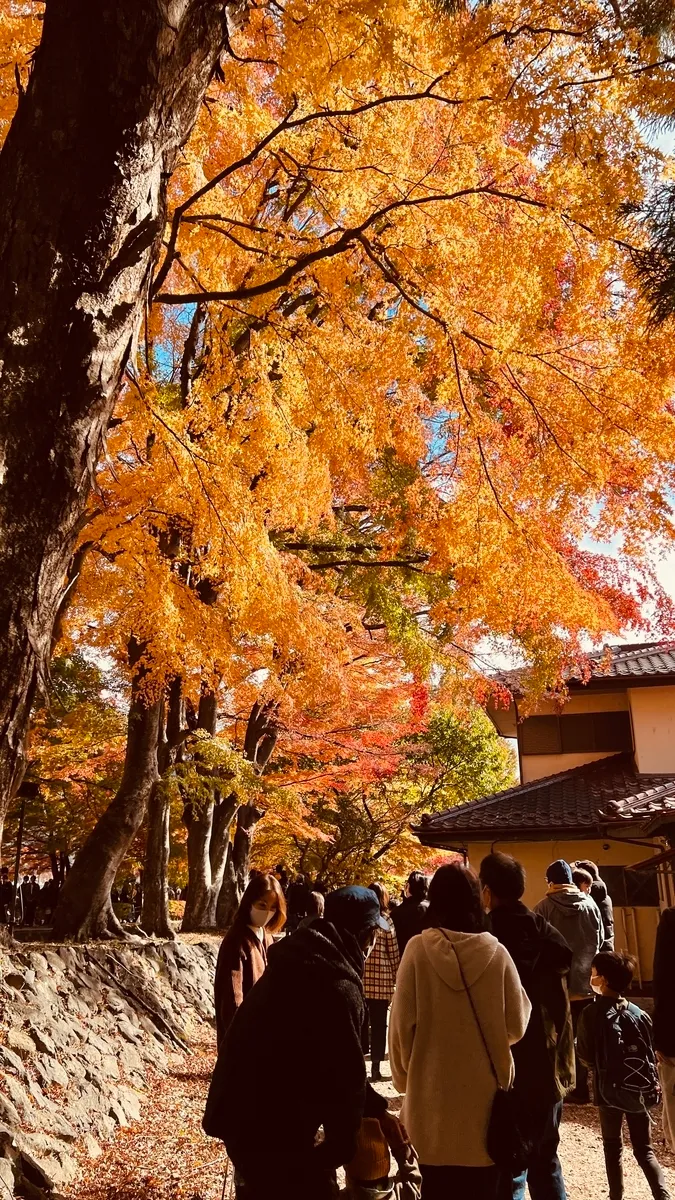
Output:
[572, 858, 614, 949]
[535, 859, 603, 1104]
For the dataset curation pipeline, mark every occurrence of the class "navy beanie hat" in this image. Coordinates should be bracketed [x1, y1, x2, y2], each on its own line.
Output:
[546, 859, 573, 885]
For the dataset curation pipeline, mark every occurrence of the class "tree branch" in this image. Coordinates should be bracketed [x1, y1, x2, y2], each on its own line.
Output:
[155, 185, 547, 305]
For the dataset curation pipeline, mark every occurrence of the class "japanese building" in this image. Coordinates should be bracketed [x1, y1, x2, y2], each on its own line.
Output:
[414, 642, 675, 983]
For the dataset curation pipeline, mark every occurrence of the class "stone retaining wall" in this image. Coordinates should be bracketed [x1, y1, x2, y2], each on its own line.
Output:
[0, 940, 217, 1198]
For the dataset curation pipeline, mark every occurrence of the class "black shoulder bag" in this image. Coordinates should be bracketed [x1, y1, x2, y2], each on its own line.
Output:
[445, 935, 528, 1172]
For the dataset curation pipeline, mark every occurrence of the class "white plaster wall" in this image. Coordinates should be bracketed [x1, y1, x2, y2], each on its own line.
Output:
[628, 685, 675, 774]
[521, 750, 617, 784]
[526, 692, 629, 716]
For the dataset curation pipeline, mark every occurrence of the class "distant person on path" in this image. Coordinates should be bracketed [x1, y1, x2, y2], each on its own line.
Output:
[0, 867, 13, 924]
[35, 876, 59, 926]
[363, 882, 400, 1082]
[274, 862, 289, 893]
[534, 859, 603, 1104]
[213, 873, 286, 1049]
[297, 890, 325, 929]
[578, 951, 671, 1200]
[19, 874, 31, 924]
[573, 859, 614, 948]
[204, 885, 406, 1200]
[389, 863, 531, 1200]
[391, 871, 429, 956]
[286, 873, 311, 932]
[480, 852, 573, 1200]
[19, 874, 40, 925]
[653, 905, 675, 1152]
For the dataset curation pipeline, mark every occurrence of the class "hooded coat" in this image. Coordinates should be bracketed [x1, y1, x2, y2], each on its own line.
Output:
[574, 861, 614, 948]
[533, 887, 603, 999]
[388, 927, 531, 1168]
[488, 902, 574, 1125]
[203, 919, 386, 1193]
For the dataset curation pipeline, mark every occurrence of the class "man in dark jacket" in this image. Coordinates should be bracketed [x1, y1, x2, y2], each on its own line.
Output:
[204, 886, 406, 1200]
[535, 859, 603, 1103]
[285, 872, 311, 933]
[480, 853, 573, 1200]
[0, 867, 14, 925]
[573, 859, 614, 948]
[391, 871, 428, 955]
[654, 905, 675, 1151]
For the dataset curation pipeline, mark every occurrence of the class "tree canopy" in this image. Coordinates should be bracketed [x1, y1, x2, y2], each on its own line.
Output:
[1, 0, 675, 932]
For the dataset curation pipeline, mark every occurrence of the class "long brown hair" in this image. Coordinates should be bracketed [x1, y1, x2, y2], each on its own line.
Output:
[221, 873, 287, 950]
[368, 881, 389, 914]
[427, 863, 484, 934]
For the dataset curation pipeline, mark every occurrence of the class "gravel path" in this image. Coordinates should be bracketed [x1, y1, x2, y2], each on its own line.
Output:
[69, 1041, 675, 1200]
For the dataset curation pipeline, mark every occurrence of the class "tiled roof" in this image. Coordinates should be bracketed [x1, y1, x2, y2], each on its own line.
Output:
[582, 641, 675, 682]
[492, 640, 675, 701]
[413, 753, 675, 845]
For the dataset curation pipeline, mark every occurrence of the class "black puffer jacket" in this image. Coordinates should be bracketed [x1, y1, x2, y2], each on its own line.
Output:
[489, 902, 574, 1131]
[391, 897, 428, 955]
[203, 920, 386, 1189]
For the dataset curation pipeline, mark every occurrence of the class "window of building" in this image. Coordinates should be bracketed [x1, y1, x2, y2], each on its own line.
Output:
[520, 711, 632, 756]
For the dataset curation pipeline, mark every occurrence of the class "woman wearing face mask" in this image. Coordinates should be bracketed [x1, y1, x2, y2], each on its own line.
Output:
[214, 873, 286, 1048]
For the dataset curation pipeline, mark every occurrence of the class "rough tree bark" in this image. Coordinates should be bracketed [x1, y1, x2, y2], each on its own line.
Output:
[141, 677, 184, 938]
[0, 0, 229, 839]
[214, 700, 278, 927]
[52, 643, 162, 940]
[181, 691, 239, 931]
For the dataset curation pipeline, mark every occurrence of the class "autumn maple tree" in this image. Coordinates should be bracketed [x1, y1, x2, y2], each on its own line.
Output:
[264, 707, 516, 887]
[2, 0, 675, 940]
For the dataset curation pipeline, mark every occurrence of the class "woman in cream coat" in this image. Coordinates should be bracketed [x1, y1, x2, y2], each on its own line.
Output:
[389, 862, 531, 1200]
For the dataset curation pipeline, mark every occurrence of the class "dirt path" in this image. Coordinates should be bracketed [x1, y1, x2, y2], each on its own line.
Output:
[70, 1044, 675, 1200]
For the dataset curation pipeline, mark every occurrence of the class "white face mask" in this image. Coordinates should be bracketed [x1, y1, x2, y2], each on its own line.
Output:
[250, 904, 274, 928]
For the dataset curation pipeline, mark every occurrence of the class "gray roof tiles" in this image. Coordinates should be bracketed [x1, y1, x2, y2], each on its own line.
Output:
[414, 753, 675, 842]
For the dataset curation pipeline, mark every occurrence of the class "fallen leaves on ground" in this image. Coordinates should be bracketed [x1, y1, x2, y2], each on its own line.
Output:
[70, 1041, 675, 1200]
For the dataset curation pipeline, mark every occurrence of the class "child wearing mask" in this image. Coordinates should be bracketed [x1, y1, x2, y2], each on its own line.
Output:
[577, 950, 671, 1200]
[214, 873, 286, 1048]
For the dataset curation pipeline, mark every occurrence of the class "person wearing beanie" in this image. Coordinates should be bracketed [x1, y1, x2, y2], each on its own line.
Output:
[204, 885, 407, 1200]
[534, 859, 603, 1104]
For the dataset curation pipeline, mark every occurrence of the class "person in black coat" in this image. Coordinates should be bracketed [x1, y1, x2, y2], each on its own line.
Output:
[285, 873, 311, 933]
[204, 886, 406, 1200]
[480, 853, 574, 1200]
[391, 871, 429, 955]
[654, 905, 675, 1151]
[573, 859, 614, 948]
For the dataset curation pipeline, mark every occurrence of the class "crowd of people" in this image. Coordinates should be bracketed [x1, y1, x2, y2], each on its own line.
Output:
[0, 868, 61, 926]
[203, 855, 675, 1200]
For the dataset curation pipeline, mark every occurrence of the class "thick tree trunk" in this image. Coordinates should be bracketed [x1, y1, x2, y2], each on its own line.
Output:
[52, 672, 162, 941]
[141, 781, 174, 938]
[142, 677, 183, 938]
[182, 792, 238, 930]
[182, 802, 215, 930]
[181, 690, 239, 931]
[216, 842, 239, 930]
[216, 801, 264, 927]
[0, 0, 228, 837]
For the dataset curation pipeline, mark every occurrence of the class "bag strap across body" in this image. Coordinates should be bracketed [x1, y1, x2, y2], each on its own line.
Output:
[440, 930, 503, 1091]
